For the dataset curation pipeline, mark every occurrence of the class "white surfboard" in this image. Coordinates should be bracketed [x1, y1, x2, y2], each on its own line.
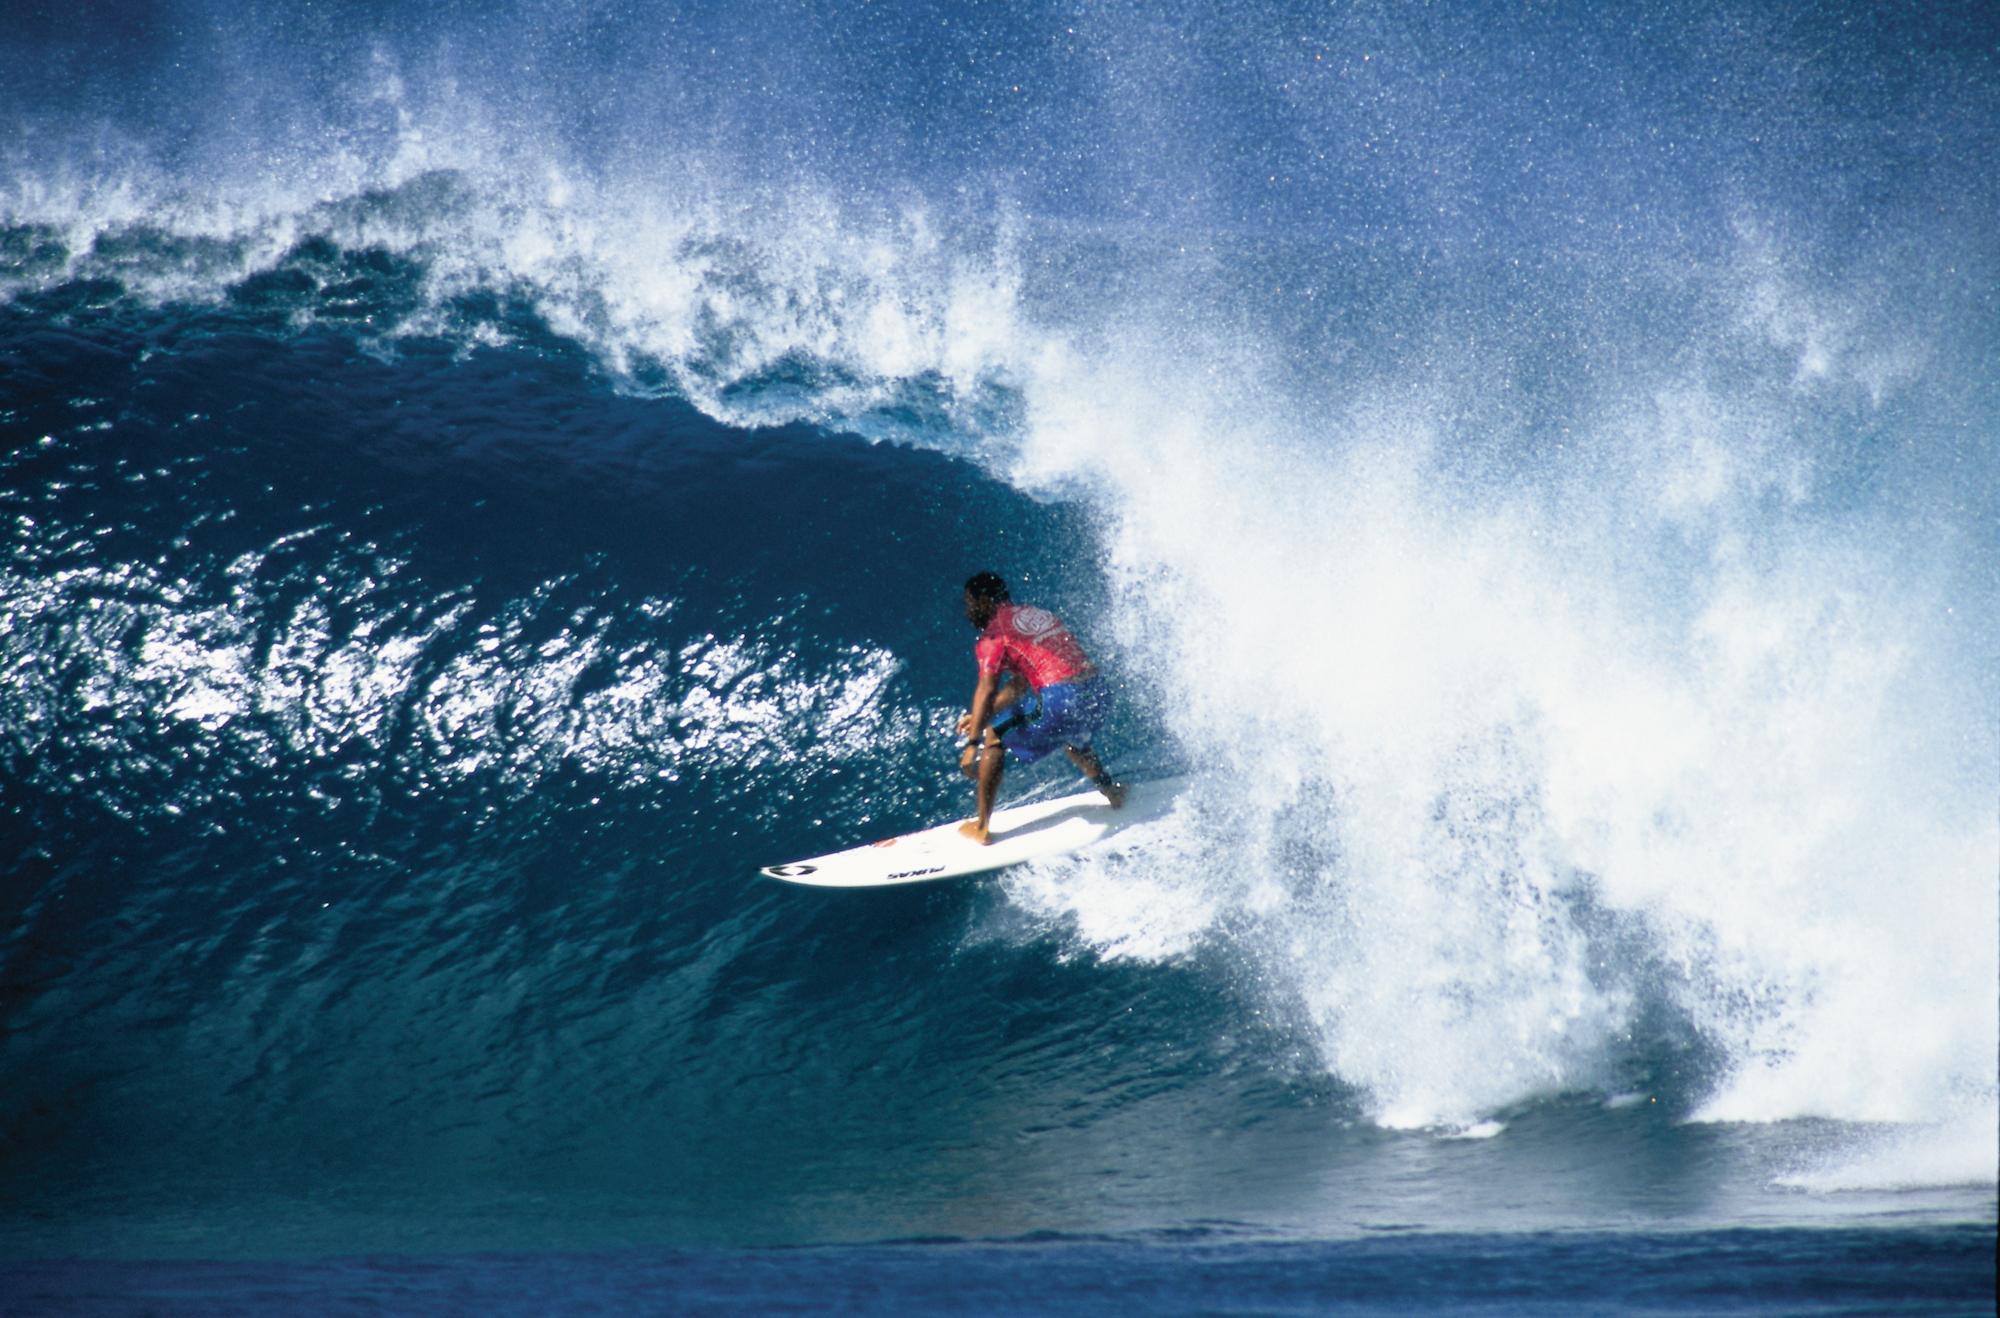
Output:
[759, 775, 1190, 888]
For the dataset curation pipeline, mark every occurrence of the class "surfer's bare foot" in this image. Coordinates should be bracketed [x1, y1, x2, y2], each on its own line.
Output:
[1099, 779, 1126, 808]
[958, 820, 991, 845]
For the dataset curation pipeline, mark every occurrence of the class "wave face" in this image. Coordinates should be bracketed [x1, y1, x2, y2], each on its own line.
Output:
[3, 0, 1996, 1254]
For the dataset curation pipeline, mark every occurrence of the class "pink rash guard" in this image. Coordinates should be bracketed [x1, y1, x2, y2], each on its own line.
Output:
[974, 603, 1097, 691]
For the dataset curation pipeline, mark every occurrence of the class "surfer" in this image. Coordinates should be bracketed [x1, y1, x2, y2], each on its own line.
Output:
[956, 571, 1124, 844]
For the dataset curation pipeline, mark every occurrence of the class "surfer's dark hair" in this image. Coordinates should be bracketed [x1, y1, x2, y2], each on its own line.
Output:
[964, 571, 1010, 604]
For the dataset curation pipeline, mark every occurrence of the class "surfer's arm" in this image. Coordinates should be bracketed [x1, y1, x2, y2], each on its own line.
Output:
[956, 672, 1028, 743]
[957, 671, 1003, 745]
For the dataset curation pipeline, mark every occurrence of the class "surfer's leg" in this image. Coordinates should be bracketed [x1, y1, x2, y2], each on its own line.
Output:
[959, 730, 1005, 844]
[1066, 745, 1125, 808]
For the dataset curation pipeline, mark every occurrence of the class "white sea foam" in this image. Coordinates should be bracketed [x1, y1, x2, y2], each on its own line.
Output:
[1778, 1114, 2000, 1193]
[1002, 282, 1996, 1137]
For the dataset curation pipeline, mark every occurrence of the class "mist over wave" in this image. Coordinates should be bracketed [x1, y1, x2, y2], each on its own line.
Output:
[2, 0, 1994, 1249]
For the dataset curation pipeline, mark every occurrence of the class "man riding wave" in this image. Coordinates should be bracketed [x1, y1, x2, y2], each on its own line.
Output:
[956, 572, 1124, 844]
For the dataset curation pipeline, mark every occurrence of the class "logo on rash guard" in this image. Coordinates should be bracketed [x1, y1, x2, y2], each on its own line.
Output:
[1012, 606, 1058, 637]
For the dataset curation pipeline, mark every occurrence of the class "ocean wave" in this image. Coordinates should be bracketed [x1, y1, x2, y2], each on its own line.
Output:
[3, 0, 1995, 1157]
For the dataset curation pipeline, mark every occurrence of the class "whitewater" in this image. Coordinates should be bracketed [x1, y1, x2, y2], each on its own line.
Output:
[1, 0, 1993, 1309]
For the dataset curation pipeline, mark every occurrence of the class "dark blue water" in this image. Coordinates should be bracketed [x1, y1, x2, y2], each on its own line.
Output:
[4, 1229, 1994, 1317]
[3, 0, 1995, 1312]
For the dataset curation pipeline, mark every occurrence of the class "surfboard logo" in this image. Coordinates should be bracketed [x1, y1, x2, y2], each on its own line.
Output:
[886, 865, 945, 880]
[765, 863, 819, 877]
[1012, 606, 1058, 637]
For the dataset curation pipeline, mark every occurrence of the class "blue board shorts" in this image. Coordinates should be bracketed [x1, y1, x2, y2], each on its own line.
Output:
[989, 678, 1112, 765]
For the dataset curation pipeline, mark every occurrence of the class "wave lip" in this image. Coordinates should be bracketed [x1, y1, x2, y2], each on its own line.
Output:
[2, 163, 1034, 456]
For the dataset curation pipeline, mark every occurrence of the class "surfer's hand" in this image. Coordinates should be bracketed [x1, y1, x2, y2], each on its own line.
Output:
[955, 711, 974, 737]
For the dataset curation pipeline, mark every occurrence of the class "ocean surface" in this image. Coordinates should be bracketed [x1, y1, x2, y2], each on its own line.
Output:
[2, 0, 1995, 1312]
